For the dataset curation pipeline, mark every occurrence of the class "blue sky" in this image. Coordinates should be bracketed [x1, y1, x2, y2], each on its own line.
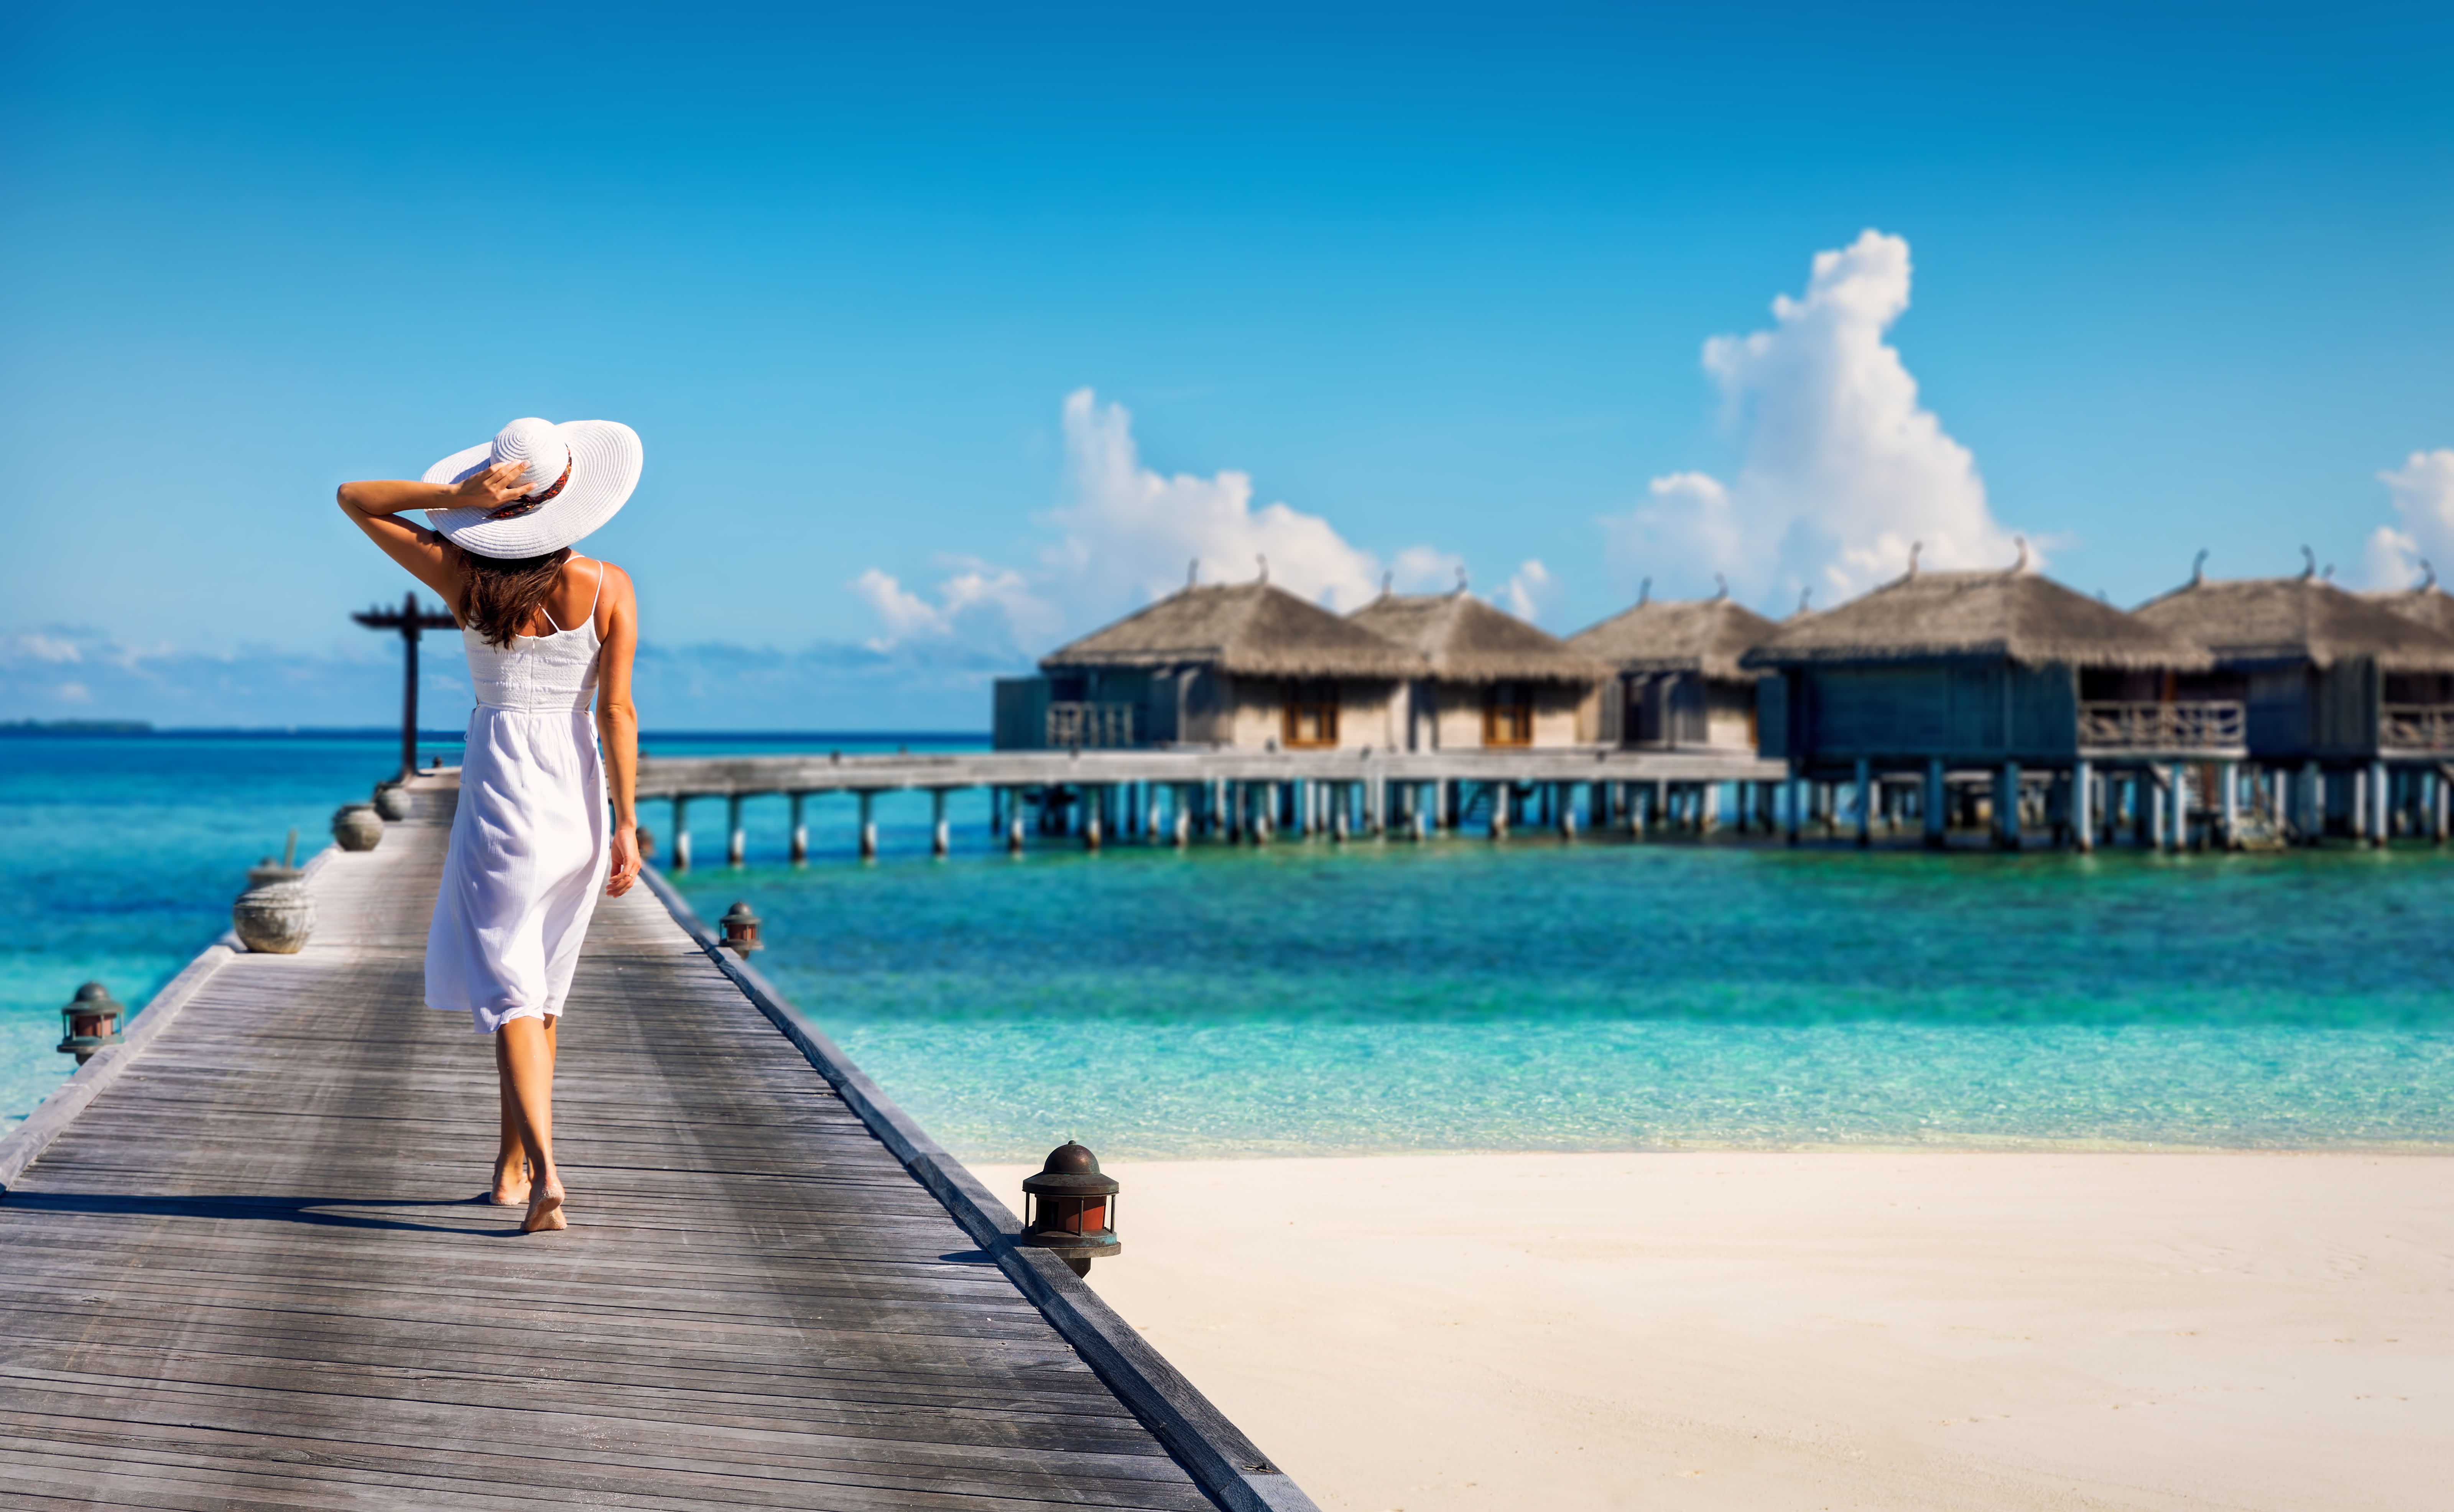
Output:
[4, 2, 2451, 728]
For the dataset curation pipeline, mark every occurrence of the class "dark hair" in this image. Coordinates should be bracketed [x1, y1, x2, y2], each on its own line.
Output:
[456, 546, 574, 648]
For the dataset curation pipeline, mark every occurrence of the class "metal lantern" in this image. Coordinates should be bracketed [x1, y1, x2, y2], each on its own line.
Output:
[1020, 1141, 1121, 1277]
[58, 981, 125, 1064]
[720, 901, 762, 953]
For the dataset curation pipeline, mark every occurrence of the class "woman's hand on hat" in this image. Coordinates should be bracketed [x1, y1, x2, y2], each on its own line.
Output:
[451, 457, 534, 508]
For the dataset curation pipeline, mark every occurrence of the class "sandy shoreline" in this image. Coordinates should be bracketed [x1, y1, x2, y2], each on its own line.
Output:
[968, 1151, 2451, 1511]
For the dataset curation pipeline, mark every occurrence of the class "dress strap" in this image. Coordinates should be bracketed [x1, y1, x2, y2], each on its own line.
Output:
[584, 558, 607, 623]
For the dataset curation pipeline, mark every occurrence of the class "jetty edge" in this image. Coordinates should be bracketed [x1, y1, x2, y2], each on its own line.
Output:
[645, 865, 1320, 1512]
[0, 768, 1319, 1512]
[0, 841, 342, 1193]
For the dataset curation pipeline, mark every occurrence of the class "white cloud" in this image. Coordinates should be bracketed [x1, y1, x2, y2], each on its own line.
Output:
[857, 388, 1470, 652]
[54, 681, 90, 703]
[2364, 449, 2454, 588]
[8, 632, 83, 664]
[1499, 559, 1552, 621]
[1610, 229, 2024, 606]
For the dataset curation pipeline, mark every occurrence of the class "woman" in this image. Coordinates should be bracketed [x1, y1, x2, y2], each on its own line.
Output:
[338, 416, 644, 1234]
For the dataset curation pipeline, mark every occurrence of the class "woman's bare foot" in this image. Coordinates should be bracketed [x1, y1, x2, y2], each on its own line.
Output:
[521, 1182, 567, 1233]
[488, 1154, 531, 1207]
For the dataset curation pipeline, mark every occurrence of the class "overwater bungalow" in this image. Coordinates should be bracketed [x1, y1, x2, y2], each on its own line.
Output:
[1347, 588, 1608, 749]
[1744, 555, 2239, 849]
[2134, 563, 2454, 841]
[1568, 583, 1780, 753]
[995, 579, 1419, 751]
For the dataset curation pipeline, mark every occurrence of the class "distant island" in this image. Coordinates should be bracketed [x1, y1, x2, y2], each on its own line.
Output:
[0, 718, 154, 735]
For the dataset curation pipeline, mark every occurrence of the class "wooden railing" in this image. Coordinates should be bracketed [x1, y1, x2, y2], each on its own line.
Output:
[1046, 702, 1136, 749]
[2077, 700, 2245, 749]
[2380, 705, 2454, 750]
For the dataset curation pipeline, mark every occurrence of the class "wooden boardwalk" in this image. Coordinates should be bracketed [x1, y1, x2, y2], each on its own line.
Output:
[0, 777, 1306, 1511]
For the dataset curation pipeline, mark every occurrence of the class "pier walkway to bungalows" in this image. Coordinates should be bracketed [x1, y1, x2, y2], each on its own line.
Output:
[0, 774, 1309, 1512]
[637, 747, 1791, 865]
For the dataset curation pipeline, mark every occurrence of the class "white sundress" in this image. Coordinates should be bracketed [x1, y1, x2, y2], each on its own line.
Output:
[425, 562, 611, 1035]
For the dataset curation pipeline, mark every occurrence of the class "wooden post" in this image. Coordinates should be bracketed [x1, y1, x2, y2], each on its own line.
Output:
[2072, 759, 2094, 852]
[350, 592, 457, 779]
[1085, 785, 1104, 852]
[2370, 760, 2388, 846]
[2437, 768, 2450, 843]
[2218, 761, 2237, 850]
[1923, 759, 1946, 849]
[931, 789, 949, 857]
[1173, 786, 1191, 847]
[1559, 782, 1578, 840]
[1008, 796, 1026, 855]
[858, 790, 878, 860]
[789, 792, 808, 863]
[671, 795, 692, 872]
[1489, 782, 1510, 840]
[726, 795, 746, 867]
[1998, 762, 2022, 850]
[1854, 759, 1873, 846]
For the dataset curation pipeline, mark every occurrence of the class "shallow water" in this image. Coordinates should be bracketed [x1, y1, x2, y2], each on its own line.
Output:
[672, 809, 2454, 1162]
[8, 733, 2449, 1162]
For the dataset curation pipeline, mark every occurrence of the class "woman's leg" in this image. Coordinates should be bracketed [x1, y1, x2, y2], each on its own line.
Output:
[499, 1015, 566, 1231]
[490, 1033, 530, 1204]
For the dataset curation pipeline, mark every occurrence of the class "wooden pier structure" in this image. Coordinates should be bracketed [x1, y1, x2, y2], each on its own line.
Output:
[0, 773, 1314, 1511]
[635, 748, 1791, 866]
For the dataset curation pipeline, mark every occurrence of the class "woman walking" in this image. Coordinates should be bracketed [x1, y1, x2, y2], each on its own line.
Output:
[339, 417, 644, 1234]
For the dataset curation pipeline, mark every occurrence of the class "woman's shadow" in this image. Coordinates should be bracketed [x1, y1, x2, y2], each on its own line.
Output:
[2, 1188, 540, 1236]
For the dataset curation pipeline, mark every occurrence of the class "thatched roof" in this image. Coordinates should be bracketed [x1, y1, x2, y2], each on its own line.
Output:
[1348, 592, 1608, 684]
[2363, 581, 2454, 639]
[1568, 594, 1781, 680]
[2135, 575, 2454, 672]
[1040, 581, 1421, 678]
[1744, 569, 2212, 671]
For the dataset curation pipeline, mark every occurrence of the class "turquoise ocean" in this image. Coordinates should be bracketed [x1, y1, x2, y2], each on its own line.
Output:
[7, 731, 2450, 1161]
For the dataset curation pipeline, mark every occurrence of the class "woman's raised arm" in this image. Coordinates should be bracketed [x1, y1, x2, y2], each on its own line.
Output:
[336, 460, 532, 608]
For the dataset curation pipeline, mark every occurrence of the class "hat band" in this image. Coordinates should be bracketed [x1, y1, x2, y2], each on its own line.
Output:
[484, 448, 572, 521]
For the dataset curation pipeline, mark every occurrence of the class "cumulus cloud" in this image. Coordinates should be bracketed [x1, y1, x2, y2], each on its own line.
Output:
[2364, 449, 2454, 588]
[856, 389, 1484, 652]
[1609, 229, 2025, 606]
[1498, 559, 1552, 621]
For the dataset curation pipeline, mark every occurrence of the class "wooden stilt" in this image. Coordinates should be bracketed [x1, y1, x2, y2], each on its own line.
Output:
[1924, 759, 1946, 849]
[2072, 759, 2094, 852]
[1999, 761, 2022, 850]
[1855, 759, 1873, 847]
[671, 795, 691, 872]
[789, 791, 808, 864]
[931, 789, 949, 857]
[857, 790, 877, 860]
[727, 794, 746, 867]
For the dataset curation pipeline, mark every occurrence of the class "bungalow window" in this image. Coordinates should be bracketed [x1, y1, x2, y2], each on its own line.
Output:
[1484, 682, 1535, 747]
[1283, 680, 1340, 748]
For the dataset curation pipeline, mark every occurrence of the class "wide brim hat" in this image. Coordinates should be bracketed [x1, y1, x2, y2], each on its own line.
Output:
[420, 417, 643, 559]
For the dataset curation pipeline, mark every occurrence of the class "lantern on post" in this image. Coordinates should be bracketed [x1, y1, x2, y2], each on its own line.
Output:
[719, 901, 762, 953]
[1019, 1141, 1121, 1277]
[58, 982, 125, 1064]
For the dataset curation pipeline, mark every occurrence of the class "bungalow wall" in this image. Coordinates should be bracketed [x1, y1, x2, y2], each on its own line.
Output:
[1181, 673, 1402, 751]
[1616, 674, 1758, 750]
[2232, 657, 2403, 761]
[1423, 681, 1597, 748]
[1776, 660, 2081, 768]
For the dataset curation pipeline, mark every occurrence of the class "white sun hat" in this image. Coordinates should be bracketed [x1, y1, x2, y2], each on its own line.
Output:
[420, 417, 644, 559]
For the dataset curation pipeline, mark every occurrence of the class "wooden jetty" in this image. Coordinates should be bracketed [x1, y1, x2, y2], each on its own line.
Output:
[0, 772, 1315, 1512]
[635, 748, 1791, 865]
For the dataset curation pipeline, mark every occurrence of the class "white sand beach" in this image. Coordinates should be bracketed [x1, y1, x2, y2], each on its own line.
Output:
[969, 1152, 2452, 1512]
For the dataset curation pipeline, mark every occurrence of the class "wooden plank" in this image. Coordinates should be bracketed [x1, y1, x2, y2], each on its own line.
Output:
[0, 774, 1242, 1512]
